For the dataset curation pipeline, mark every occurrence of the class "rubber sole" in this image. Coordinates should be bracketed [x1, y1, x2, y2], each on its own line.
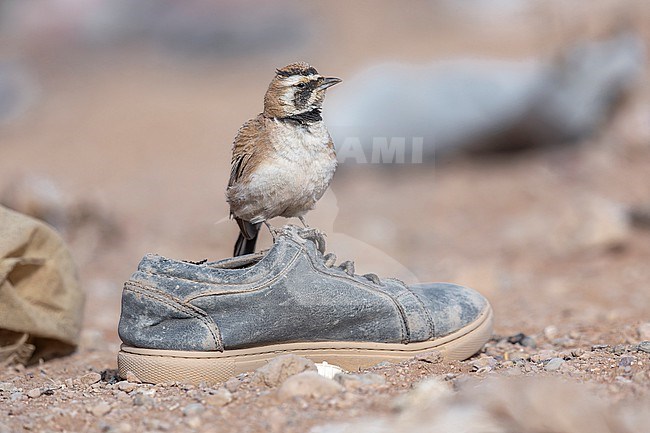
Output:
[118, 305, 493, 384]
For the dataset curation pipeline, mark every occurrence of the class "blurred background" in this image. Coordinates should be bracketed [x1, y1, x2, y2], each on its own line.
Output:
[0, 0, 649, 340]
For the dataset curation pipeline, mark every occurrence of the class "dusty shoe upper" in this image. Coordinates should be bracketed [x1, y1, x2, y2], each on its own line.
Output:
[118, 225, 490, 352]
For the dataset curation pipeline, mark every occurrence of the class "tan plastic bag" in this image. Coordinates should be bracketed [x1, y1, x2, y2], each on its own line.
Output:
[0, 205, 84, 365]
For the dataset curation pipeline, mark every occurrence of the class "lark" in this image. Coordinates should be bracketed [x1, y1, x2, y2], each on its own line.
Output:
[226, 62, 341, 256]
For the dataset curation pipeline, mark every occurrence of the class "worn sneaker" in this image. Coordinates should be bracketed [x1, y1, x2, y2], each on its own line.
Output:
[117, 226, 493, 384]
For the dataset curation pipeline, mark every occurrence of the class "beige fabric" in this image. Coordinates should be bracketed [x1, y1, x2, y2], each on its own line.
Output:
[0, 205, 84, 364]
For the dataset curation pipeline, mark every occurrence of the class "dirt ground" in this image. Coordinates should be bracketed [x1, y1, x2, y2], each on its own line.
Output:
[1, 1, 650, 432]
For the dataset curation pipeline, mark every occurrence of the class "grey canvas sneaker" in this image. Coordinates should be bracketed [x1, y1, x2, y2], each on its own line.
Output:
[118, 226, 493, 384]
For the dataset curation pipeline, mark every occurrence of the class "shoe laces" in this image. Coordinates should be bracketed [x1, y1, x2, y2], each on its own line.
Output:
[296, 227, 382, 285]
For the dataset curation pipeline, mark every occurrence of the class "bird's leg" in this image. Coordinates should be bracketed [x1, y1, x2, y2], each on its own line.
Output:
[298, 216, 309, 228]
[263, 221, 280, 242]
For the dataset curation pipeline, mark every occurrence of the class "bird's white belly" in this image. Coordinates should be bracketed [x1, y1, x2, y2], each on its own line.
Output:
[243, 122, 336, 222]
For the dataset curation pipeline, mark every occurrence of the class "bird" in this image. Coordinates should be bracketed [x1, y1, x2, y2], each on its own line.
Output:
[226, 62, 341, 256]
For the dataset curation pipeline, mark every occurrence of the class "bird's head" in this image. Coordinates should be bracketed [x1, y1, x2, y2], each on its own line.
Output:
[263, 62, 341, 119]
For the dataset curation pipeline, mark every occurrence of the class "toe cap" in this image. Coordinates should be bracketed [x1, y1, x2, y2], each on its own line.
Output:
[409, 283, 490, 338]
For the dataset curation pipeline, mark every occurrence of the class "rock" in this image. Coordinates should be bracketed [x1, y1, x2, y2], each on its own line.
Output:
[316, 361, 345, 379]
[544, 325, 558, 341]
[26, 388, 42, 398]
[392, 378, 452, 412]
[186, 417, 202, 429]
[205, 388, 232, 407]
[115, 422, 133, 432]
[334, 373, 386, 391]
[125, 371, 142, 383]
[132, 394, 154, 407]
[224, 377, 241, 393]
[328, 33, 645, 161]
[277, 372, 343, 400]
[637, 341, 650, 353]
[591, 344, 610, 351]
[471, 356, 497, 372]
[0, 422, 11, 433]
[10, 392, 25, 401]
[534, 349, 558, 362]
[116, 381, 137, 393]
[253, 354, 317, 387]
[619, 356, 634, 368]
[544, 358, 565, 372]
[508, 352, 528, 362]
[79, 372, 102, 386]
[88, 401, 111, 417]
[507, 333, 536, 349]
[143, 419, 171, 431]
[182, 403, 205, 417]
[414, 350, 443, 363]
[0, 382, 13, 392]
[506, 195, 631, 256]
[637, 323, 650, 340]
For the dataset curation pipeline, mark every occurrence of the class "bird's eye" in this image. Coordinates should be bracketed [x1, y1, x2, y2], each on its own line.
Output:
[296, 82, 307, 88]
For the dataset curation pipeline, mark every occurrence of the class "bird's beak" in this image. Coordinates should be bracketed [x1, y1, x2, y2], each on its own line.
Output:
[318, 77, 342, 90]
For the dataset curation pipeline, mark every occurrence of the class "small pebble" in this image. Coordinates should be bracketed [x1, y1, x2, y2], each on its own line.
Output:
[182, 403, 205, 417]
[79, 372, 102, 386]
[619, 356, 634, 367]
[224, 377, 241, 393]
[186, 417, 202, 429]
[125, 371, 142, 383]
[205, 388, 232, 407]
[252, 354, 316, 387]
[132, 394, 154, 407]
[115, 422, 132, 433]
[544, 358, 565, 372]
[637, 323, 650, 340]
[277, 372, 343, 400]
[88, 401, 111, 417]
[10, 392, 25, 402]
[26, 388, 42, 399]
[637, 341, 650, 353]
[144, 419, 171, 431]
[543, 326, 559, 340]
[507, 333, 536, 348]
[335, 373, 386, 391]
[116, 381, 137, 393]
[509, 352, 528, 362]
[414, 350, 443, 363]
[471, 357, 497, 372]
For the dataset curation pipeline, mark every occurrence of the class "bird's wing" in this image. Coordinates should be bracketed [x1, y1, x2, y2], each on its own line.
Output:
[228, 114, 266, 188]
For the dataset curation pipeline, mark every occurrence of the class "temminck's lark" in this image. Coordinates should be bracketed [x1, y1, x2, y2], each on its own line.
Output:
[226, 62, 341, 256]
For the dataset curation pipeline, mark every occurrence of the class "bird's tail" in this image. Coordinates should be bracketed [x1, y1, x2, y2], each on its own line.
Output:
[233, 219, 261, 256]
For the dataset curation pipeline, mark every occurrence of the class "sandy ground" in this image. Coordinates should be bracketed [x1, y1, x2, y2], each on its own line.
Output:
[1, 1, 650, 431]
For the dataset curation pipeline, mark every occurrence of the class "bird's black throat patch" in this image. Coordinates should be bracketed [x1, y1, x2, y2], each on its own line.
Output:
[281, 108, 322, 125]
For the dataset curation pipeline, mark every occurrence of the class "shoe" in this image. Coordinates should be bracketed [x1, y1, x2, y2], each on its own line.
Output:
[117, 225, 493, 384]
